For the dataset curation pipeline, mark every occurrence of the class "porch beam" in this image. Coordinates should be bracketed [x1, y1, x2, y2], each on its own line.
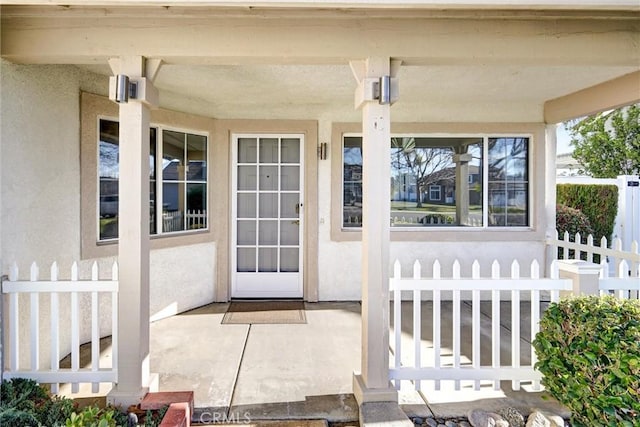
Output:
[544, 70, 640, 123]
[352, 57, 400, 405]
[2, 14, 638, 67]
[106, 55, 160, 407]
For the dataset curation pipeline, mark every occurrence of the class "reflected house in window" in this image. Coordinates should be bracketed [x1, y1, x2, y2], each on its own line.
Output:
[343, 135, 528, 228]
[418, 165, 482, 205]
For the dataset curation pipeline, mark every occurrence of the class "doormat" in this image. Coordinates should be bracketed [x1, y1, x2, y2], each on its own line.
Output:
[222, 300, 307, 325]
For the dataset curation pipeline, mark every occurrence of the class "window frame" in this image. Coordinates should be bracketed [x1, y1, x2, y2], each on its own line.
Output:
[81, 93, 216, 260]
[428, 184, 442, 201]
[331, 122, 541, 242]
[97, 116, 210, 242]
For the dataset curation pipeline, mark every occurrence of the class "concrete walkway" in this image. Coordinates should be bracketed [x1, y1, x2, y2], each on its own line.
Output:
[150, 302, 362, 424]
[148, 301, 568, 425]
[59, 301, 568, 425]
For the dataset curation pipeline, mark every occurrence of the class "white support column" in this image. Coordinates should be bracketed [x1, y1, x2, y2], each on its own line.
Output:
[351, 57, 400, 404]
[106, 56, 161, 407]
[544, 124, 558, 274]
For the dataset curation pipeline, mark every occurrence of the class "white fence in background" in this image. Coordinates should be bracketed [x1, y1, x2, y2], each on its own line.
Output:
[557, 175, 640, 253]
[389, 255, 640, 392]
[163, 209, 207, 232]
[1, 261, 118, 394]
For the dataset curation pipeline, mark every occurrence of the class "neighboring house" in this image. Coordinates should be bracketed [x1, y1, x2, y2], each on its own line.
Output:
[556, 152, 587, 177]
[1, 0, 638, 408]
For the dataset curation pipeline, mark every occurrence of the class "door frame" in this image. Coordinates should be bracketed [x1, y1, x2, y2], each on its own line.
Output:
[212, 120, 318, 303]
[230, 132, 309, 299]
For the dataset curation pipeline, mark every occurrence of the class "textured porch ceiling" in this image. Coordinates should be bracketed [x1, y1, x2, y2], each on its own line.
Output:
[79, 62, 637, 123]
[9, 3, 631, 123]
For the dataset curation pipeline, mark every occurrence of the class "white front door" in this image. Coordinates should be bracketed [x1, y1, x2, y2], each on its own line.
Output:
[231, 134, 304, 298]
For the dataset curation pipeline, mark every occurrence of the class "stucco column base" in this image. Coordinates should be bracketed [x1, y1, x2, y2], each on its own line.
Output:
[107, 373, 159, 408]
[353, 373, 398, 405]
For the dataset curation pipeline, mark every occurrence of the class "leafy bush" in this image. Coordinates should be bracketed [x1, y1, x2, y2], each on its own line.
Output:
[0, 378, 166, 426]
[66, 406, 118, 427]
[557, 184, 618, 243]
[533, 296, 640, 426]
[556, 204, 594, 239]
[0, 378, 75, 427]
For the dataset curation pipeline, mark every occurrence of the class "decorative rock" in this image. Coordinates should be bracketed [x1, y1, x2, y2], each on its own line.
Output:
[468, 409, 509, 427]
[468, 409, 492, 427]
[525, 411, 551, 427]
[540, 412, 565, 427]
[445, 421, 458, 427]
[425, 418, 439, 427]
[497, 407, 525, 427]
[459, 422, 472, 427]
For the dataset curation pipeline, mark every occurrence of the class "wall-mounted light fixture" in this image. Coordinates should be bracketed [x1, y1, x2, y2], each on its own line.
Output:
[368, 74, 398, 106]
[318, 142, 328, 160]
[111, 74, 139, 104]
[379, 75, 391, 105]
[114, 74, 129, 103]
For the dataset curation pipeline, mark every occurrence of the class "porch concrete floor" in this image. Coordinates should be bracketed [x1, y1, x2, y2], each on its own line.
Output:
[60, 301, 569, 423]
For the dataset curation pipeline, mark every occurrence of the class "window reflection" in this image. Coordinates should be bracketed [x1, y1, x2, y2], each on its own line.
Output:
[98, 120, 157, 240]
[97, 119, 208, 241]
[488, 137, 529, 226]
[342, 135, 528, 229]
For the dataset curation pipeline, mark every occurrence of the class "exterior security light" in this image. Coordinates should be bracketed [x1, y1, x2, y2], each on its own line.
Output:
[115, 74, 130, 103]
[379, 75, 391, 105]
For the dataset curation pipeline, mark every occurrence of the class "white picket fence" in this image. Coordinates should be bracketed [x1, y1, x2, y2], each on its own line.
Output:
[1, 261, 118, 394]
[389, 258, 570, 392]
[346, 214, 483, 227]
[548, 231, 640, 298]
[163, 209, 207, 232]
[389, 256, 640, 392]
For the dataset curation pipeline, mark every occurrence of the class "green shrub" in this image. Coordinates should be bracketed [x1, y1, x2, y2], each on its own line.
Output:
[556, 204, 594, 239]
[0, 378, 76, 427]
[557, 184, 618, 243]
[66, 406, 115, 427]
[556, 204, 595, 260]
[533, 296, 640, 427]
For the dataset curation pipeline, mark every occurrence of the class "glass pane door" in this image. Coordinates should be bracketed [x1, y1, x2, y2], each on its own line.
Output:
[232, 135, 303, 298]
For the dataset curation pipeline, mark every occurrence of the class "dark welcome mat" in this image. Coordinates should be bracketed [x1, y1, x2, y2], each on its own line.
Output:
[222, 300, 306, 324]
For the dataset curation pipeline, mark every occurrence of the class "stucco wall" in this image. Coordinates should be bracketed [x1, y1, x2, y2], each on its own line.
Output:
[1, 61, 83, 265]
[1, 64, 216, 368]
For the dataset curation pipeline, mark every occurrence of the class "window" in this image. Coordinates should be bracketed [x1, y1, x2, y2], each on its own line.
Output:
[488, 137, 529, 226]
[341, 135, 528, 229]
[429, 185, 441, 201]
[343, 136, 363, 228]
[98, 119, 208, 241]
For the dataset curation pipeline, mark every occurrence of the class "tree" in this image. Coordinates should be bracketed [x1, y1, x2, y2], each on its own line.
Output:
[391, 137, 454, 208]
[567, 104, 640, 178]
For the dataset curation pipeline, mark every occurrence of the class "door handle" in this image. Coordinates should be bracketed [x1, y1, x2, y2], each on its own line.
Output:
[295, 203, 302, 214]
[291, 220, 300, 225]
